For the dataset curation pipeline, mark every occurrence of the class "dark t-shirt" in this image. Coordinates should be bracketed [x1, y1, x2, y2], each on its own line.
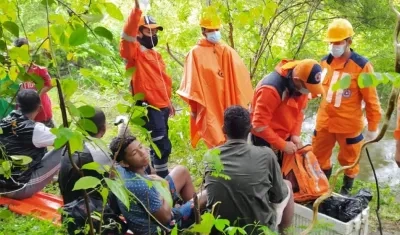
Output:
[58, 142, 113, 204]
[205, 139, 288, 232]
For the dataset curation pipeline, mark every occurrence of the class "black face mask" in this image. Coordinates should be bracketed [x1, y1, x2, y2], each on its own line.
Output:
[138, 34, 158, 49]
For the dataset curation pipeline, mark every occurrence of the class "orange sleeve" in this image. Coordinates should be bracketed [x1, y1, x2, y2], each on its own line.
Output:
[394, 96, 400, 140]
[120, 7, 142, 64]
[359, 63, 382, 131]
[251, 87, 287, 150]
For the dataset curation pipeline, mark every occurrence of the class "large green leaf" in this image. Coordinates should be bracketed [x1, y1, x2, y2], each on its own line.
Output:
[77, 118, 98, 134]
[94, 27, 113, 42]
[214, 219, 230, 232]
[69, 27, 88, 46]
[89, 44, 112, 56]
[190, 213, 215, 234]
[51, 127, 74, 149]
[82, 161, 105, 174]
[0, 40, 6, 51]
[72, 176, 101, 191]
[3, 21, 19, 37]
[152, 180, 173, 207]
[9, 45, 30, 64]
[78, 105, 96, 118]
[358, 73, 374, 88]
[104, 3, 123, 21]
[69, 131, 84, 154]
[339, 74, 351, 89]
[9, 155, 32, 166]
[61, 79, 78, 100]
[105, 178, 130, 209]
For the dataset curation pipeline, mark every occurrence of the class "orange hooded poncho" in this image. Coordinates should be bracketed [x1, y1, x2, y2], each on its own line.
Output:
[178, 39, 254, 148]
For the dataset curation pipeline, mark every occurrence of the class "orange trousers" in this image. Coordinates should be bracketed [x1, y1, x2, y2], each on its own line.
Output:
[312, 129, 364, 178]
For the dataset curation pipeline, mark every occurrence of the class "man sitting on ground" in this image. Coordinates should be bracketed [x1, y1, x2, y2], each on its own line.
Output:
[109, 136, 206, 235]
[0, 89, 58, 199]
[59, 108, 127, 235]
[205, 106, 294, 234]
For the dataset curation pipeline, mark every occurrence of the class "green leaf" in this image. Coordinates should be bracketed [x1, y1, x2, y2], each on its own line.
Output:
[105, 178, 130, 209]
[339, 74, 351, 89]
[9, 45, 30, 64]
[116, 103, 129, 113]
[0, 67, 6, 79]
[331, 80, 341, 91]
[72, 176, 101, 191]
[66, 101, 80, 117]
[9, 155, 32, 166]
[78, 105, 96, 118]
[77, 118, 98, 134]
[190, 213, 215, 233]
[358, 73, 373, 88]
[215, 219, 230, 232]
[133, 93, 145, 101]
[41, 0, 56, 6]
[153, 180, 173, 207]
[100, 188, 109, 207]
[171, 225, 178, 235]
[80, 14, 104, 23]
[150, 139, 161, 159]
[51, 127, 73, 149]
[124, 67, 136, 78]
[3, 21, 19, 37]
[89, 44, 112, 56]
[131, 117, 145, 126]
[69, 132, 84, 154]
[82, 161, 105, 174]
[104, 3, 124, 21]
[69, 27, 88, 46]
[94, 27, 113, 41]
[2, 161, 11, 172]
[0, 127, 2, 134]
[29, 73, 45, 91]
[0, 40, 6, 51]
[61, 79, 78, 100]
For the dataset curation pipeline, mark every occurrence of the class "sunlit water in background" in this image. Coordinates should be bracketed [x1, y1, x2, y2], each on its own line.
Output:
[302, 116, 400, 188]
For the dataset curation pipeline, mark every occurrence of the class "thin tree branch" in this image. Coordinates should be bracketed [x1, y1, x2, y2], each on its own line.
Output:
[166, 43, 184, 67]
[293, 0, 321, 59]
[44, 1, 95, 234]
[15, 0, 28, 39]
[225, 0, 234, 49]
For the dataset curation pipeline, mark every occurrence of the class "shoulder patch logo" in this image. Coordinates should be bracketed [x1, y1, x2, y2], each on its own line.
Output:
[342, 89, 352, 98]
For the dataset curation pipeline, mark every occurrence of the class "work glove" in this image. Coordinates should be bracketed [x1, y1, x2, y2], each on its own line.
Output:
[364, 130, 379, 141]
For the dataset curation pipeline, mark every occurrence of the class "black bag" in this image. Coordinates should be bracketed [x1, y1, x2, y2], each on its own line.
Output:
[62, 196, 128, 235]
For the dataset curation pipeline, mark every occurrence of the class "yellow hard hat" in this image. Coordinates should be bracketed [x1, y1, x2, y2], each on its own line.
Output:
[324, 19, 355, 42]
[199, 7, 221, 29]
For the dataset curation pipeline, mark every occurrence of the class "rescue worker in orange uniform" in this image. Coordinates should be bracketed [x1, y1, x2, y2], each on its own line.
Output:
[394, 96, 400, 168]
[177, 10, 253, 149]
[120, 0, 173, 178]
[250, 59, 324, 159]
[313, 19, 382, 195]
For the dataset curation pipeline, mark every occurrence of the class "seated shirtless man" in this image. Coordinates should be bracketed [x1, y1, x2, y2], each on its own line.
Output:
[109, 136, 206, 235]
[205, 106, 294, 234]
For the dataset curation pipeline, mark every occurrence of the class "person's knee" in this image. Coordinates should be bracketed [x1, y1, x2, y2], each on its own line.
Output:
[174, 165, 191, 178]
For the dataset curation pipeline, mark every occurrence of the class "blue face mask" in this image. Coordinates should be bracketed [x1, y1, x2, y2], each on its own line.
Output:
[205, 31, 221, 44]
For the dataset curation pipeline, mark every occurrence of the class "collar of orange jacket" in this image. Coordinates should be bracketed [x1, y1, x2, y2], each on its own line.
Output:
[197, 38, 219, 47]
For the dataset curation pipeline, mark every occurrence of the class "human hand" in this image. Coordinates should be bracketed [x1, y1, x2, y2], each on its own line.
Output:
[290, 135, 303, 149]
[169, 103, 176, 117]
[283, 141, 297, 154]
[364, 130, 379, 141]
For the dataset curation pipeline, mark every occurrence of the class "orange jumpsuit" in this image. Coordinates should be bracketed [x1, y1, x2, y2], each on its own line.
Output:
[250, 60, 308, 151]
[313, 50, 381, 177]
[178, 39, 253, 148]
[120, 8, 172, 108]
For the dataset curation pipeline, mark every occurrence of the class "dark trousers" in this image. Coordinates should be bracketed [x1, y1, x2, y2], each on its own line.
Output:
[144, 106, 172, 178]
